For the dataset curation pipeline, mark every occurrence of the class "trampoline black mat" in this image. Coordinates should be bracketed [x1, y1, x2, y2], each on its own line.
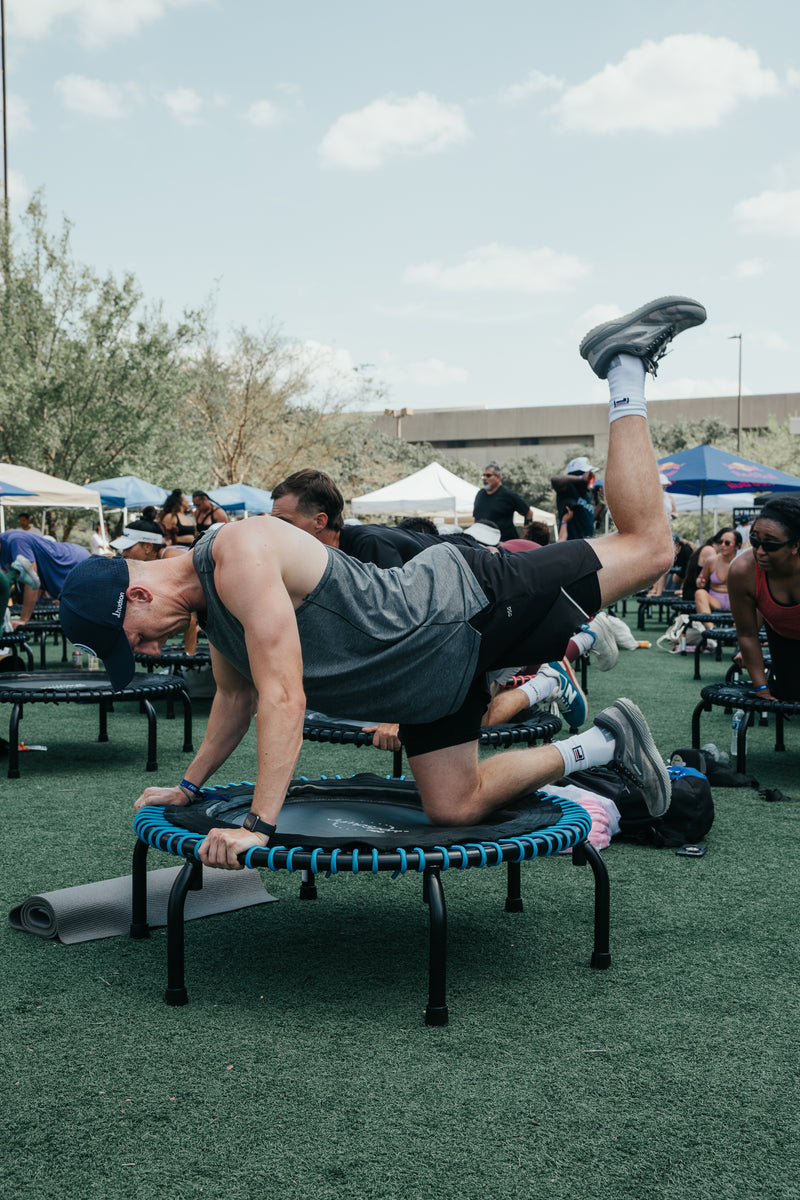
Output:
[161, 774, 565, 849]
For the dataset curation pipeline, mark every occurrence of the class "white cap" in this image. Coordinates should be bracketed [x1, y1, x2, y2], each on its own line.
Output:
[464, 521, 501, 546]
[566, 456, 596, 474]
[110, 527, 165, 551]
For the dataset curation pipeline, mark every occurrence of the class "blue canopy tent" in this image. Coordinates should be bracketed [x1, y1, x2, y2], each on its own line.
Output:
[86, 476, 169, 526]
[657, 445, 800, 538]
[207, 484, 273, 518]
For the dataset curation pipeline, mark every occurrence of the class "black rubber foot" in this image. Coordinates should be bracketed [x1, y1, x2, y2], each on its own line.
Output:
[146, 760, 158, 772]
[129, 923, 150, 939]
[164, 987, 189, 1006]
[424, 1005, 449, 1026]
[504, 898, 524, 913]
[591, 952, 612, 970]
[299, 883, 318, 900]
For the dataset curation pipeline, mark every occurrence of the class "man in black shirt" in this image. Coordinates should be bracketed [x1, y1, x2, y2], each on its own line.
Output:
[551, 456, 597, 541]
[473, 464, 533, 541]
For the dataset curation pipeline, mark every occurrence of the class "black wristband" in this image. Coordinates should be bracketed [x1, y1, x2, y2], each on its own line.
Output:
[242, 812, 276, 839]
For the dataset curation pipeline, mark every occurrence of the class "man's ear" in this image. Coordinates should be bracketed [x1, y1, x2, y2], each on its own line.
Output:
[314, 512, 329, 533]
[126, 584, 154, 603]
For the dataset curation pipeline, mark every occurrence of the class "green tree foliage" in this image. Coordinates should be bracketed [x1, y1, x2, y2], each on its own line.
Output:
[0, 195, 205, 499]
[741, 417, 800, 478]
[186, 328, 388, 491]
[649, 415, 734, 455]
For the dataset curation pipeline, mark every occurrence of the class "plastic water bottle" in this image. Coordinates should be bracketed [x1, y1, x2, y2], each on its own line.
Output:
[87, 655, 100, 671]
[730, 709, 745, 757]
[72, 649, 83, 669]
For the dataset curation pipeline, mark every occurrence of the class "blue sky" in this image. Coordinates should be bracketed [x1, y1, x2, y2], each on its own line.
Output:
[7, 0, 800, 413]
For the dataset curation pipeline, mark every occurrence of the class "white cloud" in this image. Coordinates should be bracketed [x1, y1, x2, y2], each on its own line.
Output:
[54, 74, 140, 119]
[392, 359, 469, 387]
[319, 92, 469, 170]
[735, 258, 766, 278]
[734, 189, 800, 236]
[551, 35, 781, 134]
[8, 169, 31, 211]
[8, 94, 34, 136]
[404, 243, 588, 294]
[244, 100, 282, 129]
[10, 0, 207, 49]
[752, 330, 789, 351]
[164, 87, 203, 125]
[500, 70, 564, 105]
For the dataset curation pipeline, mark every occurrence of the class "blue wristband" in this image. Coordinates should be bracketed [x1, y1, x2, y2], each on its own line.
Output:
[753, 685, 768, 692]
[179, 778, 200, 796]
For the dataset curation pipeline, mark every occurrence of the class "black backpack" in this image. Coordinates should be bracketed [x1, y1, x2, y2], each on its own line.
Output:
[563, 763, 714, 849]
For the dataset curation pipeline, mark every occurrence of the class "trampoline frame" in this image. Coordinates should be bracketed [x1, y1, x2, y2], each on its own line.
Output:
[691, 682, 800, 773]
[132, 787, 611, 1025]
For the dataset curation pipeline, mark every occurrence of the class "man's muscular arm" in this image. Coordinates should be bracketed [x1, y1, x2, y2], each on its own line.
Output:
[134, 646, 257, 812]
[194, 535, 308, 869]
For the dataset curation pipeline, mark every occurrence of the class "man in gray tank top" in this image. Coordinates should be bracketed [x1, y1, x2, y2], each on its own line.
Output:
[59, 297, 705, 867]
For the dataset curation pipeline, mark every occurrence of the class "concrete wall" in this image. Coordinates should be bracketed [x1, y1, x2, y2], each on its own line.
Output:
[372, 392, 800, 468]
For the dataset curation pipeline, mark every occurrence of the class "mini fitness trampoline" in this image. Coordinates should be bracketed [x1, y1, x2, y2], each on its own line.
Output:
[302, 708, 563, 777]
[133, 773, 610, 1025]
[0, 670, 194, 778]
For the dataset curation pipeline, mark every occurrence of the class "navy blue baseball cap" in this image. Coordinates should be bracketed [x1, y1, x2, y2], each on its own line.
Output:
[60, 556, 135, 690]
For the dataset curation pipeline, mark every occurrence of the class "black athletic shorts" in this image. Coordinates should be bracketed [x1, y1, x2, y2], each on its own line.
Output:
[399, 539, 602, 758]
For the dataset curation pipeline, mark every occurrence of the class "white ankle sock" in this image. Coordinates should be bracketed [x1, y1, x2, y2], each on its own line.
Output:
[519, 674, 557, 706]
[570, 630, 594, 656]
[607, 353, 647, 422]
[555, 724, 615, 775]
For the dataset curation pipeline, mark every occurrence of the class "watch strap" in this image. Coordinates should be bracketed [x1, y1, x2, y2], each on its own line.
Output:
[242, 812, 276, 839]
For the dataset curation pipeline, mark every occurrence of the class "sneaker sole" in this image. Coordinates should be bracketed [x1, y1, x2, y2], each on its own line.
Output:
[579, 295, 707, 378]
[594, 697, 670, 817]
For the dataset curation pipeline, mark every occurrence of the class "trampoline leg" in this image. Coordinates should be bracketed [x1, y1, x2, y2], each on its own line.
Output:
[392, 747, 403, 778]
[505, 860, 523, 913]
[130, 839, 151, 938]
[7, 703, 21, 779]
[572, 842, 611, 969]
[424, 868, 448, 1026]
[299, 869, 318, 900]
[775, 710, 786, 753]
[98, 699, 109, 743]
[164, 858, 203, 1006]
[690, 700, 708, 750]
[180, 691, 194, 753]
[141, 697, 158, 771]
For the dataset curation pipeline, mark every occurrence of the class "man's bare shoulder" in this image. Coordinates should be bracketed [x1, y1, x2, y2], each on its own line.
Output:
[210, 516, 330, 603]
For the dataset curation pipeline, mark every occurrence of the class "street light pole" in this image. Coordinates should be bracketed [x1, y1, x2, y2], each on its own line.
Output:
[728, 334, 742, 451]
[1, 0, 7, 226]
[384, 407, 412, 438]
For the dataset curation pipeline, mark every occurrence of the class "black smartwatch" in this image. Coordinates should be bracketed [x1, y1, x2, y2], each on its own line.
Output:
[242, 812, 276, 839]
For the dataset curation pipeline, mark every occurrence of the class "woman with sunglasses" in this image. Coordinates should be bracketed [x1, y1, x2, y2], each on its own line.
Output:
[693, 528, 742, 615]
[728, 497, 800, 701]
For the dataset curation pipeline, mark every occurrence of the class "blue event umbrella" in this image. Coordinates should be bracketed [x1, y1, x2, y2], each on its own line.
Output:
[657, 444, 800, 536]
[207, 483, 273, 517]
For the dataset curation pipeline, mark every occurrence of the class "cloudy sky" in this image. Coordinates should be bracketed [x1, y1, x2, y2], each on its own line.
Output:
[7, 0, 800, 412]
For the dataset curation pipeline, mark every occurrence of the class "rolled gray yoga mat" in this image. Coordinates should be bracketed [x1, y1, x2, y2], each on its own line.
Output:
[9, 867, 277, 944]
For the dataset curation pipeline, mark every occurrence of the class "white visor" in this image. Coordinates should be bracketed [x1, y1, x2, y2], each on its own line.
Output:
[110, 527, 165, 551]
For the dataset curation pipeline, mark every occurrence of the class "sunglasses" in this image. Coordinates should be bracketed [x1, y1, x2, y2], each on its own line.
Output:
[750, 534, 791, 553]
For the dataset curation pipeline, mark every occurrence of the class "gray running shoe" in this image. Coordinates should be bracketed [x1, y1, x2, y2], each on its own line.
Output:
[11, 554, 41, 590]
[579, 295, 707, 379]
[594, 697, 671, 816]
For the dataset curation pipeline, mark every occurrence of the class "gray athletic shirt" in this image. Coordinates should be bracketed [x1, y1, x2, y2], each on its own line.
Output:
[192, 525, 489, 723]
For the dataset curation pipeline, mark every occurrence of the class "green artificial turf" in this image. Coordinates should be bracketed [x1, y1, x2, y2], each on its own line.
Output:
[2, 617, 800, 1200]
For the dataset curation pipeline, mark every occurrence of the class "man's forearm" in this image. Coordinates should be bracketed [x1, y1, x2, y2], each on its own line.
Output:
[250, 698, 306, 825]
[19, 585, 41, 623]
[180, 688, 255, 788]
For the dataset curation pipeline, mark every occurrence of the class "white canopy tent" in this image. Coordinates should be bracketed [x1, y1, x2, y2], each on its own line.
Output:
[0, 464, 104, 533]
[352, 461, 556, 532]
